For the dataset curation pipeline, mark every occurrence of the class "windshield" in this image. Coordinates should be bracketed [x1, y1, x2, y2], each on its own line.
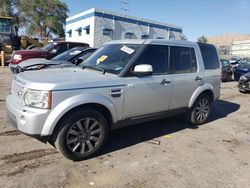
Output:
[221, 60, 230, 67]
[41, 42, 56, 51]
[52, 46, 85, 61]
[0, 18, 12, 33]
[238, 62, 250, 69]
[81, 44, 141, 74]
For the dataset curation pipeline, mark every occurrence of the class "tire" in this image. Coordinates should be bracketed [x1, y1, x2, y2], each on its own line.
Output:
[226, 73, 232, 82]
[186, 94, 212, 125]
[239, 89, 246, 94]
[53, 107, 109, 161]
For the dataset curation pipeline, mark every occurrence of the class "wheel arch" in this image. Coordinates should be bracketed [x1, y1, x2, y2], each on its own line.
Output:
[188, 84, 215, 108]
[41, 94, 117, 136]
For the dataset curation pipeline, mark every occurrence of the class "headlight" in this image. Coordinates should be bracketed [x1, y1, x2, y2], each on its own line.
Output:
[240, 75, 247, 81]
[13, 54, 22, 61]
[24, 89, 52, 109]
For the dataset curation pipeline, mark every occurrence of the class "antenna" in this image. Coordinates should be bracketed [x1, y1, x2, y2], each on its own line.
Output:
[121, 0, 128, 16]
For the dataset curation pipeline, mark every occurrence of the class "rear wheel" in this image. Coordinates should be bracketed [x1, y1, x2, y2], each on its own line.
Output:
[186, 94, 212, 125]
[53, 108, 109, 161]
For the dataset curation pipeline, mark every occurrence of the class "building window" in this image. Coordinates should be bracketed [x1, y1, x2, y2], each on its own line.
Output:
[125, 30, 134, 39]
[103, 27, 113, 36]
[75, 27, 82, 36]
[141, 33, 150, 39]
[83, 25, 90, 35]
[66, 29, 72, 38]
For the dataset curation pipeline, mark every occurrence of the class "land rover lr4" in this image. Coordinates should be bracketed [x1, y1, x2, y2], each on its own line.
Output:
[6, 40, 221, 160]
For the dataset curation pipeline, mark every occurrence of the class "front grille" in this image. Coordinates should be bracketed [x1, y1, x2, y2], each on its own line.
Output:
[12, 81, 26, 106]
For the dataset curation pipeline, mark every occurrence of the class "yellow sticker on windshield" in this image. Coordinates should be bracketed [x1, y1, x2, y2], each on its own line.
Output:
[97, 55, 108, 65]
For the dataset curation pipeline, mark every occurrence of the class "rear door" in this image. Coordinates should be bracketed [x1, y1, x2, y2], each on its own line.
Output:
[168, 45, 200, 109]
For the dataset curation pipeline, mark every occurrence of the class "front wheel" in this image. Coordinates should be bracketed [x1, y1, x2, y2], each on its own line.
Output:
[186, 94, 212, 125]
[53, 108, 109, 161]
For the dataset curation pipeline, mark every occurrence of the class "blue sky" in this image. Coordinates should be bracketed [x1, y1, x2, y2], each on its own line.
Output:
[62, 0, 250, 41]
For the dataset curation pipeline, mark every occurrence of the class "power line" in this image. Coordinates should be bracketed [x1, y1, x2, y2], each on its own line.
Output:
[121, 0, 128, 16]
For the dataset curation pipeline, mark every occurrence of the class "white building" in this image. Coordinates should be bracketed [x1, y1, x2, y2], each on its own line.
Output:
[65, 8, 183, 48]
[231, 40, 250, 58]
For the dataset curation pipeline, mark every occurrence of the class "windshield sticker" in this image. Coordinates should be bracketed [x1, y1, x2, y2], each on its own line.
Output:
[120, 46, 135, 55]
[96, 55, 108, 65]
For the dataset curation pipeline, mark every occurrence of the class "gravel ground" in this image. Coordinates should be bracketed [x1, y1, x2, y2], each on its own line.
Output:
[0, 67, 249, 188]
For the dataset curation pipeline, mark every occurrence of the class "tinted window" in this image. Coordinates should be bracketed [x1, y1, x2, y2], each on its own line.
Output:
[52, 46, 86, 61]
[221, 60, 230, 67]
[54, 43, 68, 54]
[198, 43, 220, 70]
[170, 46, 197, 74]
[69, 43, 87, 48]
[135, 45, 168, 75]
[77, 51, 95, 64]
[237, 62, 250, 69]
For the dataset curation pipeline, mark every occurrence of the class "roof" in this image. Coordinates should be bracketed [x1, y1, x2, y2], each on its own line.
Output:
[66, 8, 182, 33]
[105, 39, 197, 46]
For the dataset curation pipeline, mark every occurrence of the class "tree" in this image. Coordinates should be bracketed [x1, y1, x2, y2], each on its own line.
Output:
[15, 0, 68, 38]
[0, 0, 14, 17]
[197, 35, 208, 43]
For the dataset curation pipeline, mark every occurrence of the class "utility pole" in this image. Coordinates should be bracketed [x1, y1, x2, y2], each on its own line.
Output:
[121, 0, 128, 16]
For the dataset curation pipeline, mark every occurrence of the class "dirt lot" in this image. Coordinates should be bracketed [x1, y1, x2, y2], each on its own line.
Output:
[0, 67, 249, 188]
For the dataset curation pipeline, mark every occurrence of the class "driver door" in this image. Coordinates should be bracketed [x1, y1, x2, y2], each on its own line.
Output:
[123, 44, 172, 119]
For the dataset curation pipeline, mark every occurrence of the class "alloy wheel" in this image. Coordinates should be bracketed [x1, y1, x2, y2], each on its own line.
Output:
[66, 118, 102, 154]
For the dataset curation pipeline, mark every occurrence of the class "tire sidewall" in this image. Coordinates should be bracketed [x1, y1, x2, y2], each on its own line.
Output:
[190, 94, 212, 125]
[54, 108, 109, 161]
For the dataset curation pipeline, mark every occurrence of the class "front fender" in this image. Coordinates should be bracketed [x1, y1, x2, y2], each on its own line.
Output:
[188, 83, 215, 108]
[41, 94, 117, 136]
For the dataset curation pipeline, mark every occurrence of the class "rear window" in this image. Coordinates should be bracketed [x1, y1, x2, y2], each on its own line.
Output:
[198, 43, 220, 70]
[169, 46, 197, 74]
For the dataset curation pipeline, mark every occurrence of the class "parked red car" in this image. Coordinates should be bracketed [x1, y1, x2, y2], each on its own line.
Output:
[10, 41, 89, 65]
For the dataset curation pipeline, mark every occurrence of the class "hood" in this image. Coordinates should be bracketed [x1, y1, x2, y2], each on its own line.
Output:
[14, 49, 45, 55]
[14, 67, 122, 91]
[244, 72, 250, 79]
[11, 50, 48, 65]
[18, 58, 71, 68]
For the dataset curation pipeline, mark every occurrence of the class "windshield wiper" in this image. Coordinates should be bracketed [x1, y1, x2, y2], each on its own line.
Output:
[82, 65, 106, 74]
[15, 63, 58, 74]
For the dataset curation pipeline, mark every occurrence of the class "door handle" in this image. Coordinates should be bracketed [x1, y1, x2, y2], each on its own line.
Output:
[195, 76, 202, 81]
[160, 79, 171, 85]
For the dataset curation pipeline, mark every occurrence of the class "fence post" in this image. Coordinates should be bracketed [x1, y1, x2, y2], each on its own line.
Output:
[0, 51, 4, 67]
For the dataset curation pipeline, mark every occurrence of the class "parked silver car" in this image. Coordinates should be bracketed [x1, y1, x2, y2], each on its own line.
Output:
[6, 39, 221, 160]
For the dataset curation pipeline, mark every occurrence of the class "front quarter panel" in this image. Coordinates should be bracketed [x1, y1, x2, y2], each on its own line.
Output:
[41, 93, 118, 136]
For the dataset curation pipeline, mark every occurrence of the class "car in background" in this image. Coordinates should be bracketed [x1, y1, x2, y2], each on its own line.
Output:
[11, 47, 96, 74]
[229, 57, 240, 68]
[10, 41, 89, 65]
[234, 61, 250, 81]
[238, 72, 250, 93]
[221, 59, 232, 82]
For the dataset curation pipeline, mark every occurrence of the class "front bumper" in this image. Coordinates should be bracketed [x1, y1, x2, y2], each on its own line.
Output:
[238, 79, 250, 92]
[6, 94, 51, 137]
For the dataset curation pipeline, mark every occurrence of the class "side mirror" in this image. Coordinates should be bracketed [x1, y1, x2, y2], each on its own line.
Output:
[132, 64, 153, 76]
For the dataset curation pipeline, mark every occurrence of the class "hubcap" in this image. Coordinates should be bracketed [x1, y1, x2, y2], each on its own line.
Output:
[195, 98, 210, 123]
[66, 118, 102, 154]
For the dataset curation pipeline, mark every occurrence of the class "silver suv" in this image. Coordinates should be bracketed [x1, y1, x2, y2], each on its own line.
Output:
[6, 40, 221, 160]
